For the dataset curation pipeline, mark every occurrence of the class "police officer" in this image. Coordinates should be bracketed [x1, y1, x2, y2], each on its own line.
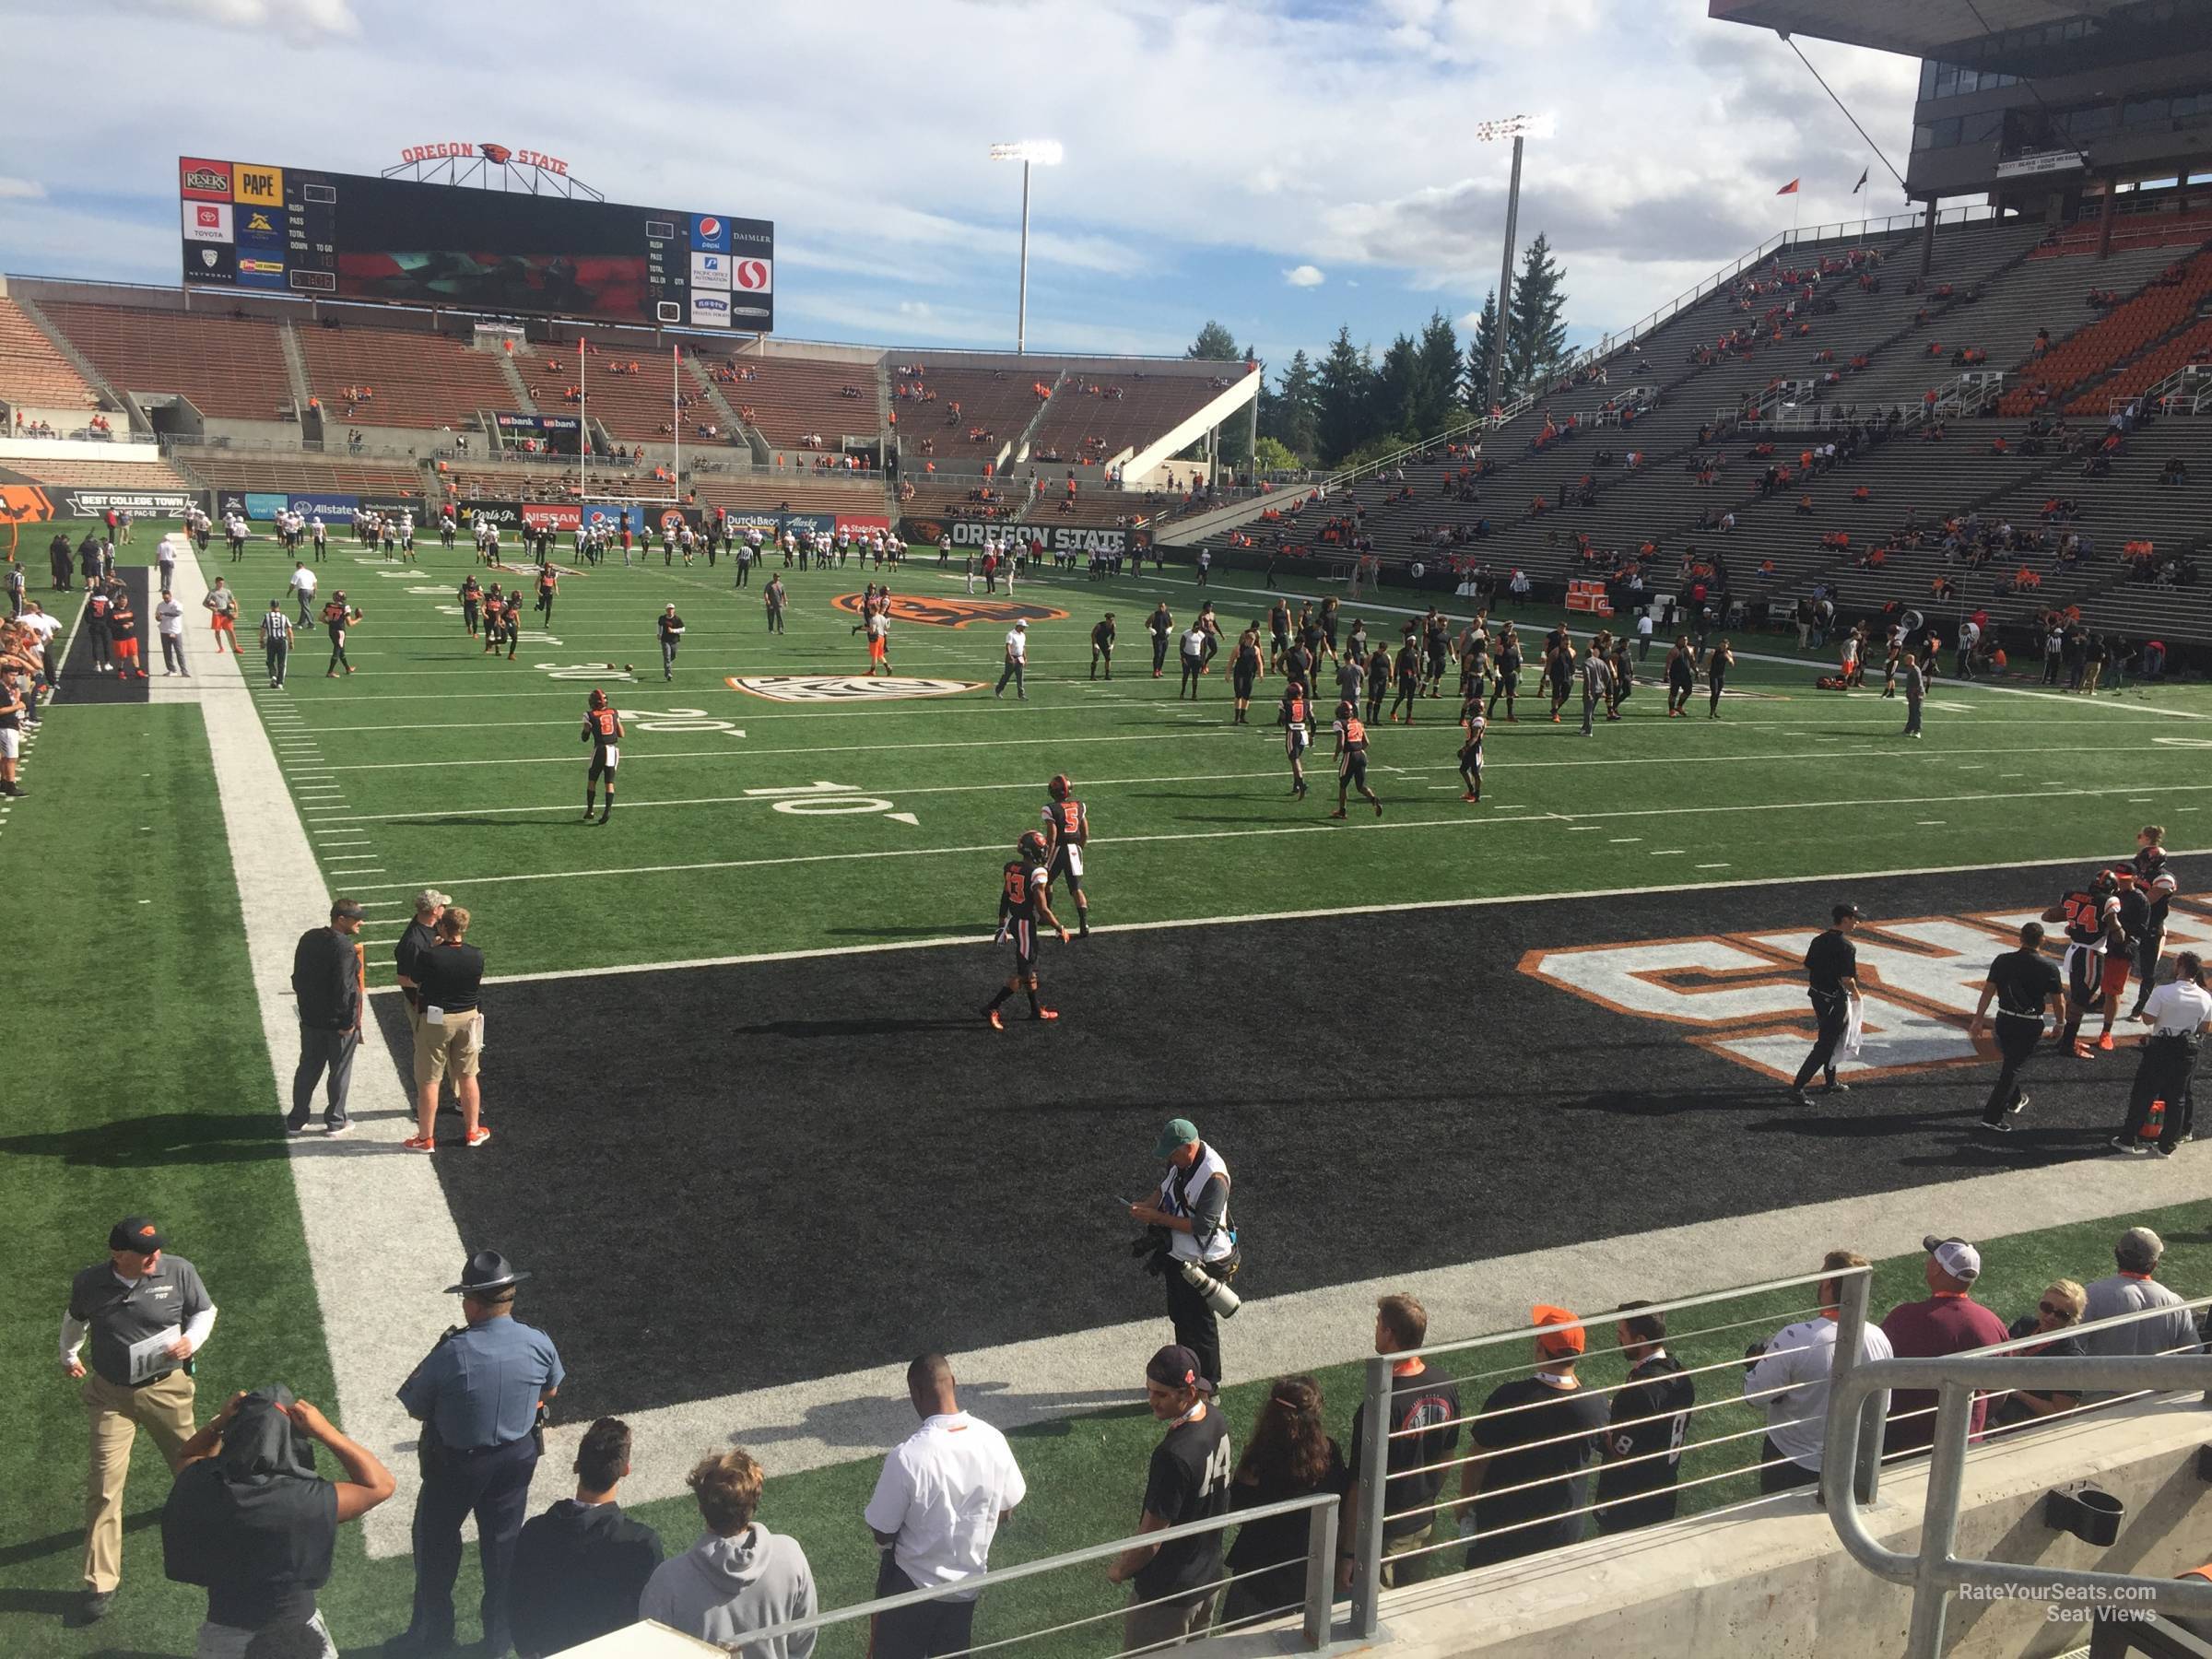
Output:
[1788, 903, 1862, 1104]
[391, 1252, 563, 1658]
[61, 1217, 217, 1626]
[1128, 1119, 1237, 1395]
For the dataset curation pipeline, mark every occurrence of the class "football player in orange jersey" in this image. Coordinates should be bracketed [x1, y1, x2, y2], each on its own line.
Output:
[2042, 870, 2125, 1058]
[581, 688, 624, 823]
[986, 830, 1068, 1029]
[1330, 700, 1382, 818]
[1278, 678, 1314, 801]
[1040, 774, 1091, 937]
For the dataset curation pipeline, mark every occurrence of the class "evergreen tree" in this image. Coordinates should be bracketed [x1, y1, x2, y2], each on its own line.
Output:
[1264, 348, 1322, 462]
[1503, 233, 1571, 399]
[1186, 320, 1242, 362]
[1374, 332, 1422, 441]
[1463, 290, 1500, 413]
[1413, 310, 1462, 437]
[1315, 326, 1375, 465]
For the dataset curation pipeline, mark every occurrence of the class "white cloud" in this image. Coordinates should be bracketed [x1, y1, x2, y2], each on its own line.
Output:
[0, 176, 44, 200]
[1283, 265, 1324, 288]
[116, 0, 360, 41]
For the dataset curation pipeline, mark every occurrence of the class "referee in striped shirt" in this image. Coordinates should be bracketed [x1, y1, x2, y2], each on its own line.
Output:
[260, 598, 293, 688]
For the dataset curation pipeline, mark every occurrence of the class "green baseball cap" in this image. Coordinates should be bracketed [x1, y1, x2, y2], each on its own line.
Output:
[1152, 1118, 1200, 1158]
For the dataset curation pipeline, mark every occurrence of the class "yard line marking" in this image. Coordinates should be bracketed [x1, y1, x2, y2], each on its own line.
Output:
[1697, 862, 1732, 869]
[353, 782, 2212, 895]
[317, 727, 1245, 772]
[415, 846, 2210, 993]
[1917, 819, 1946, 826]
[1609, 837, 1641, 843]
[1651, 849, 1687, 855]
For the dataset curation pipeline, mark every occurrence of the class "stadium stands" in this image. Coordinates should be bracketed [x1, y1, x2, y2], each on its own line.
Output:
[1999, 249, 2212, 414]
[40, 300, 297, 421]
[0, 457, 195, 490]
[178, 452, 426, 499]
[526, 344, 745, 451]
[700, 349, 882, 450]
[0, 297, 100, 413]
[898, 365, 1055, 463]
[1024, 368, 1246, 468]
[293, 323, 517, 430]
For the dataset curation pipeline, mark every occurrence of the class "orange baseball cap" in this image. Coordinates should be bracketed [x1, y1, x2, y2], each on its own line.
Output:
[1532, 1304, 1585, 1359]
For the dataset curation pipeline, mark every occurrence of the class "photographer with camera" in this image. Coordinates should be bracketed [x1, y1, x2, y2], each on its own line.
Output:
[1128, 1119, 1238, 1395]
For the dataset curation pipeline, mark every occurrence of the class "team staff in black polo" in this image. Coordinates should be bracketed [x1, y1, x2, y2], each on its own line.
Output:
[1788, 904, 1862, 1104]
[390, 1251, 564, 1657]
[61, 1217, 218, 1626]
[1969, 922, 2065, 1133]
[288, 898, 365, 1135]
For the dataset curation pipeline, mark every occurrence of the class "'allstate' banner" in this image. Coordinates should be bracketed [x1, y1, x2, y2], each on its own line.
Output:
[289, 492, 358, 520]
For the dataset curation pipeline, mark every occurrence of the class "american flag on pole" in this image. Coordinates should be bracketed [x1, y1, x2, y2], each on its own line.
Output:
[1853, 168, 1870, 194]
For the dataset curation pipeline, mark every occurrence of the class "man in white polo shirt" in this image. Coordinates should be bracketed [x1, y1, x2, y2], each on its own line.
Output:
[995, 621, 1029, 700]
[864, 1354, 1025, 1659]
[1742, 1249, 1892, 1495]
[290, 560, 320, 626]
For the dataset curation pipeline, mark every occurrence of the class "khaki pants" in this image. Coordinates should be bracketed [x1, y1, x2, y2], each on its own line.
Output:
[83, 1368, 196, 1591]
[1124, 1587, 1218, 1653]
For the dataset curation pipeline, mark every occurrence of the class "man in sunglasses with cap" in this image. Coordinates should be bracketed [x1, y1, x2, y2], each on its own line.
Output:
[391, 1251, 564, 1658]
[61, 1216, 218, 1626]
[1129, 1119, 1237, 1395]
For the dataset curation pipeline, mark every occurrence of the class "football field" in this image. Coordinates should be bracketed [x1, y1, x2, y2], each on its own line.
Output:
[7, 524, 2212, 1656]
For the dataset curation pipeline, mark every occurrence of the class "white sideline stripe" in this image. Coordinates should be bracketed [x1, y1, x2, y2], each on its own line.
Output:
[376, 847, 2204, 993]
[299, 738, 2203, 827]
[350, 783, 2212, 894]
[180, 542, 467, 1563]
[318, 727, 1243, 772]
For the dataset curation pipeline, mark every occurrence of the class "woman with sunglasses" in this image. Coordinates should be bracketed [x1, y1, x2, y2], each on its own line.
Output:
[1989, 1280, 2088, 1429]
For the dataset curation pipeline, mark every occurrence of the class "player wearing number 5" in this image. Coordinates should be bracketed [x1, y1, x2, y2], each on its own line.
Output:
[984, 830, 1067, 1030]
[1041, 774, 1091, 937]
[582, 689, 623, 825]
[61, 1217, 217, 1627]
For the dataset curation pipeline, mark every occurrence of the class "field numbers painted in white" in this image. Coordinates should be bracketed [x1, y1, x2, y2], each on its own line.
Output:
[537, 661, 633, 681]
[615, 707, 746, 736]
[744, 780, 913, 822]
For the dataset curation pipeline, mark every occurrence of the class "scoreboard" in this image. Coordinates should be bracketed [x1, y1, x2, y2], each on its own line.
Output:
[178, 158, 772, 332]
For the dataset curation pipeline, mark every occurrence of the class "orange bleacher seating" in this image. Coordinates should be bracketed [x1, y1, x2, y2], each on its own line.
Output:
[294, 324, 516, 430]
[903, 367, 1056, 459]
[2000, 250, 2212, 413]
[0, 298, 100, 409]
[701, 352, 879, 449]
[2069, 314, 2212, 413]
[182, 452, 425, 499]
[40, 301, 296, 421]
[2031, 205, 2212, 258]
[0, 458, 194, 490]
[1025, 371, 1242, 467]
[528, 347, 744, 450]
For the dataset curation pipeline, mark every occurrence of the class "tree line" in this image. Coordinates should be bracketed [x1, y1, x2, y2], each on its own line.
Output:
[1183, 232, 1574, 473]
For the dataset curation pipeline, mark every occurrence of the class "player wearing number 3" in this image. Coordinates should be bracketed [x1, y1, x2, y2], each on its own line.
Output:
[582, 690, 623, 825]
[1041, 774, 1092, 937]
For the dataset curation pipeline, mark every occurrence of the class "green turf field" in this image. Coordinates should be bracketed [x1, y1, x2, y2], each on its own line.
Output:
[204, 533, 2212, 984]
[6, 524, 2212, 1657]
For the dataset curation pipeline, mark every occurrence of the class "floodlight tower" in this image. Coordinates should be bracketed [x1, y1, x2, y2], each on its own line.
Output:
[1475, 113, 1555, 415]
[990, 140, 1064, 354]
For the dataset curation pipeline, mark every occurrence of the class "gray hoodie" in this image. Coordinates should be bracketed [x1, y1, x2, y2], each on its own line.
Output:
[639, 1524, 818, 1659]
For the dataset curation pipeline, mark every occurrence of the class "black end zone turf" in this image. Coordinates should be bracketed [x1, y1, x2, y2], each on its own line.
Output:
[371, 856, 2205, 1420]
[58, 565, 149, 704]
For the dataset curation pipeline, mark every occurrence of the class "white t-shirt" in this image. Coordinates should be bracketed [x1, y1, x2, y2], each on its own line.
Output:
[292, 568, 319, 597]
[155, 600, 184, 638]
[863, 1411, 1026, 1597]
[1743, 1314, 1894, 1473]
[2145, 980, 2212, 1038]
[1004, 629, 1027, 663]
[1636, 615, 1653, 638]
[18, 611, 60, 646]
[1181, 628, 1208, 657]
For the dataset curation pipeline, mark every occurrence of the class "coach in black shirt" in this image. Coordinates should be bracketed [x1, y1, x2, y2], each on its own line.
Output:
[288, 899, 365, 1134]
[1970, 922, 2064, 1131]
[1789, 904, 1862, 1103]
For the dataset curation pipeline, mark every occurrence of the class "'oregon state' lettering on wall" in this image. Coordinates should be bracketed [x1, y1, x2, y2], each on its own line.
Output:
[1521, 901, 2212, 1084]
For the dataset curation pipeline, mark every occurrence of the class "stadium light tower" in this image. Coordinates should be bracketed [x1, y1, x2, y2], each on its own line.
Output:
[1475, 112, 1556, 417]
[990, 140, 1064, 354]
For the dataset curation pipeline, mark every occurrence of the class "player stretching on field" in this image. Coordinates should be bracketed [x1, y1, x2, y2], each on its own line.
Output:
[1041, 774, 1092, 936]
[986, 830, 1068, 1029]
[1330, 700, 1382, 818]
[1280, 678, 1313, 801]
[582, 688, 622, 823]
[1458, 698, 1487, 802]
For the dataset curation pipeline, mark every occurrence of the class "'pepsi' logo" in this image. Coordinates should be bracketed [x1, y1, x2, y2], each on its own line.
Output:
[698, 217, 722, 239]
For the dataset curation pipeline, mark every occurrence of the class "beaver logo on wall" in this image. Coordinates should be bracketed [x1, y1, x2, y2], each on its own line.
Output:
[832, 593, 1068, 629]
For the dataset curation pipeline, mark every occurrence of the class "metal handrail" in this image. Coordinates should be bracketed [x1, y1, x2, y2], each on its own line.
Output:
[1827, 1276, 2212, 1659]
[724, 1490, 1339, 1654]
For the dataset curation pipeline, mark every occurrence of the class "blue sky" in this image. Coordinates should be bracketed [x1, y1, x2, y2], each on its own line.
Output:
[0, 0, 1923, 374]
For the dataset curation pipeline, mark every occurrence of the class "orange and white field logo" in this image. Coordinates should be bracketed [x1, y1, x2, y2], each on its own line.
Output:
[1520, 900, 2212, 1084]
[727, 676, 982, 703]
